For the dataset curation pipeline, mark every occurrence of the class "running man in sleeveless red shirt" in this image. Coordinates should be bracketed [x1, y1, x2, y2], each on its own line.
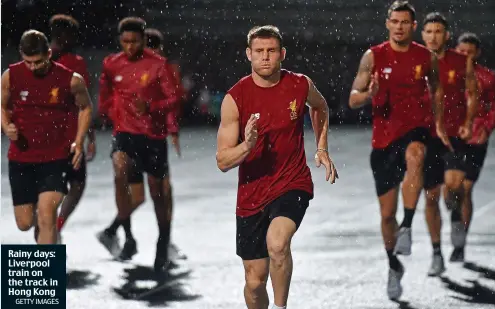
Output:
[348, 2, 449, 301]
[421, 13, 479, 274]
[48, 14, 97, 237]
[422, 12, 478, 276]
[455, 32, 494, 262]
[216, 25, 338, 309]
[1, 30, 93, 245]
[101, 27, 187, 262]
[96, 17, 180, 273]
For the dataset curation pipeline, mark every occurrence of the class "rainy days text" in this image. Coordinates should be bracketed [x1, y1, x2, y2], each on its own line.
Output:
[8, 249, 55, 269]
[7, 249, 59, 302]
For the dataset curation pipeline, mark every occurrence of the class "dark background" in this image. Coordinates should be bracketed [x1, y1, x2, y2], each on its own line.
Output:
[2, 0, 494, 127]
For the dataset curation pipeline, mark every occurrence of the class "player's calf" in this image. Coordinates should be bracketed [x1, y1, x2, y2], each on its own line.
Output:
[149, 176, 173, 273]
[243, 259, 270, 309]
[461, 180, 474, 231]
[57, 179, 85, 231]
[444, 170, 467, 261]
[112, 151, 134, 218]
[267, 217, 296, 308]
[400, 142, 426, 225]
[443, 170, 465, 210]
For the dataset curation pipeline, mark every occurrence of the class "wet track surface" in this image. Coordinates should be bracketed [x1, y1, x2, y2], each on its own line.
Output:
[2, 127, 495, 309]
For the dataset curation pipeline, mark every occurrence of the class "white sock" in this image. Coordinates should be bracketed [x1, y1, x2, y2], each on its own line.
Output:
[272, 305, 286, 309]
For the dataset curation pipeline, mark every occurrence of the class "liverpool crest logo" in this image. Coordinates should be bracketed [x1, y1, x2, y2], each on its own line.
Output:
[288, 99, 298, 120]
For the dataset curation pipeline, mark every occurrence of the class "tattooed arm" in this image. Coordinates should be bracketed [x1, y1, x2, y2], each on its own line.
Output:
[349, 49, 376, 109]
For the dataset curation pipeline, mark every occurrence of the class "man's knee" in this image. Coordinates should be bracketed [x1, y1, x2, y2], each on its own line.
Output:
[148, 176, 170, 201]
[444, 170, 465, 192]
[379, 188, 399, 223]
[406, 142, 426, 169]
[425, 187, 441, 210]
[37, 192, 63, 229]
[267, 217, 295, 263]
[15, 205, 34, 231]
[244, 260, 269, 294]
[267, 237, 290, 262]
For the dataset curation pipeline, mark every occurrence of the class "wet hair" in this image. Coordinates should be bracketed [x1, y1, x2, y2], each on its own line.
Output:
[423, 12, 449, 30]
[49, 14, 79, 41]
[458, 32, 481, 50]
[388, 1, 416, 21]
[19, 30, 49, 56]
[118, 17, 146, 36]
[145, 28, 164, 49]
[247, 25, 283, 48]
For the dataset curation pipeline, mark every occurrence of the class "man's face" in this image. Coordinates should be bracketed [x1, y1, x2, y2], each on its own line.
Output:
[456, 42, 479, 60]
[246, 37, 285, 78]
[422, 22, 449, 53]
[386, 11, 417, 44]
[21, 50, 52, 76]
[120, 31, 145, 59]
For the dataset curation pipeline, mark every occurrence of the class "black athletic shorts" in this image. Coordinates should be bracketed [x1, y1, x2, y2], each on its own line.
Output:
[236, 190, 311, 260]
[370, 127, 430, 196]
[423, 137, 468, 189]
[66, 153, 87, 183]
[128, 161, 145, 184]
[111, 132, 169, 180]
[464, 142, 488, 182]
[8, 159, 70, 206]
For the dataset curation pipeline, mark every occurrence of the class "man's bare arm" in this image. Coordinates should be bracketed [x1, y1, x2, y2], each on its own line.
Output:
[305, 76, 329, 151]
[464, 55, 479, 126]
[71, 73, 93, 146]
[349, 49, 374, 109]
[216, 94, 250, 172]
[1, 70, 11, 132]
[428, 52, 444, 126]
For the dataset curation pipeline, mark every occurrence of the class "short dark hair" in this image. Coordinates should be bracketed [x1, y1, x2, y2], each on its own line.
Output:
[388, 1, 416, 21]
[118, 17, 146, 36]
[19, 30, 49, 56]
[423, 12, 449, 30]
[458, 32, 481, 49]
[145, 28, 164, 49]
[247, 25, 283, 48]
[49, 14, 79, 39]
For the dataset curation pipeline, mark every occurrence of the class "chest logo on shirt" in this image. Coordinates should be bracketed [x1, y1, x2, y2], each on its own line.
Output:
[20, 91, 29, 101]
[414, 65, 422, 80]
[288, 99, 298, 120]
[140, 73, 149, 86]
[114, 75, 123, 82]
[49, 88, 59, 104]
[448, 70, 456, 84]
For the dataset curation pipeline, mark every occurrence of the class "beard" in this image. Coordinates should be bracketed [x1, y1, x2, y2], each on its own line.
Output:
[33, 67, 49, 78]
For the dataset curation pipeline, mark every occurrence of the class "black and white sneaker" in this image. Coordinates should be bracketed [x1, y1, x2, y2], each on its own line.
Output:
[96, 229, 121, 258]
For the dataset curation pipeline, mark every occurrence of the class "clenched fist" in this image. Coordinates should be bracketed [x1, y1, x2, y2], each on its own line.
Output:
[244, 114, 258, 150]
[5, 123, 18, 141]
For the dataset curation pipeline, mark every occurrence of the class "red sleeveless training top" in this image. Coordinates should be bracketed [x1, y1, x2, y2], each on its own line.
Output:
[228, 70, 314, 217]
